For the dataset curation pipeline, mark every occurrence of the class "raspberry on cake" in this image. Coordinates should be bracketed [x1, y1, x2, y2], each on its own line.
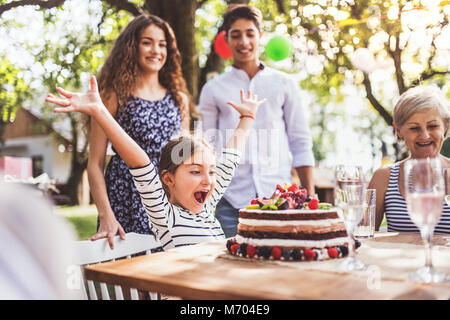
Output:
[227, 183, 351, 261]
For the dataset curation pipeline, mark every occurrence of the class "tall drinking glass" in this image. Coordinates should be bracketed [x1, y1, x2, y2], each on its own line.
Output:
[404, 158, 448, 283]
[444, 168, 450, 244]
[444, 168, 450, 206]
[334, 165, 367, 271]
[354, 189, 376, 239]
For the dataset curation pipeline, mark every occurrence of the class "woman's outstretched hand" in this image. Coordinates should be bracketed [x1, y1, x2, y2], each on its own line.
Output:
[45, 76, 104, 116]
[226, 89, 266, 119]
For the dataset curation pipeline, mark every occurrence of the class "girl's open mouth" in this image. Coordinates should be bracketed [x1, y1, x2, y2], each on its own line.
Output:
[194, 191, 208, 204]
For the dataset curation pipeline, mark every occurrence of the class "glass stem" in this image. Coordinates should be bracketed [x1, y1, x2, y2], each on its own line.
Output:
[421, 229, 433, 269]
[347, 225, 355, 258]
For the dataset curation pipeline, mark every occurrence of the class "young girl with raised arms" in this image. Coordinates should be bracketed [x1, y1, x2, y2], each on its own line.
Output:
[46, 76, 265, 249]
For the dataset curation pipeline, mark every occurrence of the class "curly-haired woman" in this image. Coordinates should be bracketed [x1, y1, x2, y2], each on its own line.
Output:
[88, 14, 191, 249]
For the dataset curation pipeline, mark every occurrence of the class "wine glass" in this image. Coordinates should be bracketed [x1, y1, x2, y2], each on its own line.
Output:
[443, 168, 450, 245]
[334, 165, 367, 271]
[443, 168, 450, 206]
[404, 158, 449, 283]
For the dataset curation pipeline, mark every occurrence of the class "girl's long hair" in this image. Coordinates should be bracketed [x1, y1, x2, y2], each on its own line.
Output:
[97, 14, 190, 123]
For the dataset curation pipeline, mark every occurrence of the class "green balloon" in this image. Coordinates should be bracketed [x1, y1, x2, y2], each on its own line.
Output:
[265, 36, 292, 61]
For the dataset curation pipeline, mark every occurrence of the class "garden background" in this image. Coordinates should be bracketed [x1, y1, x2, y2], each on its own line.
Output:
[0, 0, 449, 238]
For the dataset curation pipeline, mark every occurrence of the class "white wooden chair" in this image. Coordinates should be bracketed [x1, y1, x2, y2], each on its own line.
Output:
[71, 232, 162, 300]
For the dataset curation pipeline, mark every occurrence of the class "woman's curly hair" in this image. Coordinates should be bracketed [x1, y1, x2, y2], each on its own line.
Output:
[97, 14, 190, 123]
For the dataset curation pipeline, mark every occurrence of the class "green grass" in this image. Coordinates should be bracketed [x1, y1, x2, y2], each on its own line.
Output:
[55, 205, 98, 240]
[381, 216, 387, 227]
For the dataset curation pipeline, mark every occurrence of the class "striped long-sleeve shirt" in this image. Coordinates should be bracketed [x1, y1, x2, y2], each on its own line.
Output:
[129, 148, 241, 250]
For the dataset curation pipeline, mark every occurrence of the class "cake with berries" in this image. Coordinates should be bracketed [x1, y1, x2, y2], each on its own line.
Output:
[226, 183, 354, 261]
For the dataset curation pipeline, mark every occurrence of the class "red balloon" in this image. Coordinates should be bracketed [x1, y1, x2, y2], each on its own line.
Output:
[214, 30, 232, 59]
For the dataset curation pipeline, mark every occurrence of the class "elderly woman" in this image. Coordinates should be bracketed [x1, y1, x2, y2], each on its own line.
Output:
[369, 85, 450, 234]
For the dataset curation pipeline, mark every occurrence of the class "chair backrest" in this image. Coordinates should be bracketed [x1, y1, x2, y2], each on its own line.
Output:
[70, 233, 162, 300]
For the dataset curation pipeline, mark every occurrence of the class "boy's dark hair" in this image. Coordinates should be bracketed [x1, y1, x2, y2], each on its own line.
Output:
[222, 4, 263, 34]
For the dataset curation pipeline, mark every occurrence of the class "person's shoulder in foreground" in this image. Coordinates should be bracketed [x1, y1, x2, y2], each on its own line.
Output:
[0, 180, 81, 299]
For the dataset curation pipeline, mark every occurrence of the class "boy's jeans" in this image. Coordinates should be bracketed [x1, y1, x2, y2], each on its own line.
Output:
[215, 197, 239, 238]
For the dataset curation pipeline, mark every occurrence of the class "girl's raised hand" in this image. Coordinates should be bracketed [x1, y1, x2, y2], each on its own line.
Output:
[45, 76, 104, 116]
[226, 89, 266, 119]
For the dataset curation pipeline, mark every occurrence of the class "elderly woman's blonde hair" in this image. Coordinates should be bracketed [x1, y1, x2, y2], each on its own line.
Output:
[393, 85, 450, 136]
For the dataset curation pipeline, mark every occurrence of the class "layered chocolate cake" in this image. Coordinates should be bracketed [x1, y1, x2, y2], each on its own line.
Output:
[226, 184, 354, 261]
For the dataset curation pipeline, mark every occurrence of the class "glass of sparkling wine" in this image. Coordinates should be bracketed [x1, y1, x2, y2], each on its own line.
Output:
[444, 168, 450, 206]
[404, 158, 449, 283]
[334, 165, 367, 271]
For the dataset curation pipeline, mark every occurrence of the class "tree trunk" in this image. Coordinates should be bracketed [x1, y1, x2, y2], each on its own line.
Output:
[65, 114, 89, 205]
[146, 0, 198, 101]
[389, 35, 406, 95]
[65, 159, 87, 205]
[362, 74, 393, 126]
[0, 122, 6, 147]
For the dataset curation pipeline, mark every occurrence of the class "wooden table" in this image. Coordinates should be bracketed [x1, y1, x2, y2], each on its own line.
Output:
[84, 233, 450, 300]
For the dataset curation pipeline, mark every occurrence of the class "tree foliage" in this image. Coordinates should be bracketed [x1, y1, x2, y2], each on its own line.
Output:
[0, 0, 449, 200]
[0, 57, 31, 144]
[257, 0, 449, 162]
[280, 0, 449, 123]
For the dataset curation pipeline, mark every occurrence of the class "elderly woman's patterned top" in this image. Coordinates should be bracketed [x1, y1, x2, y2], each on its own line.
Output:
[104, 93, 182, 235]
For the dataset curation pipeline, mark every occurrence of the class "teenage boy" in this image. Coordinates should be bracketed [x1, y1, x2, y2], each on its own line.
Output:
[199, 5, 315, 237]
